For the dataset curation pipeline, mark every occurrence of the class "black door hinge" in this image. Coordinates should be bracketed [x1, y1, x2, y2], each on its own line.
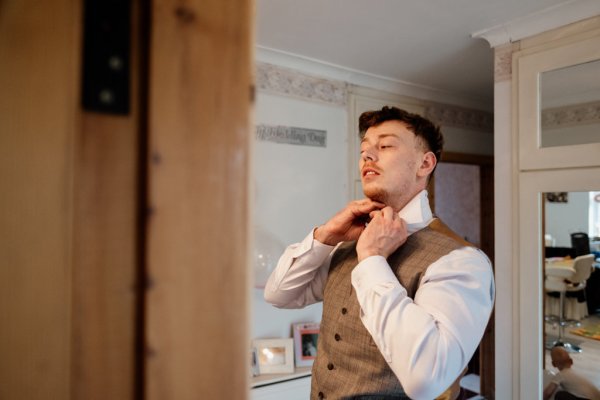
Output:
[81, 0, 131, 115]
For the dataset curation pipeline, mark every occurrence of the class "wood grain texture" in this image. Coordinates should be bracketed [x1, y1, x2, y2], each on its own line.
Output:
[0, 0, 79, 398]
[69, 1, 142, 398]
[70, 113, 139, 400]
[146, 0, 253, 398]
[70, 114, 139, 399]
[479, 163, 495, 399]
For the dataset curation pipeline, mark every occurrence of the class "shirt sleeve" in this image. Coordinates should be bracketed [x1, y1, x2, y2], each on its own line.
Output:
[351, 247, 495, 400]
[550, 371, 564, 385]
[263, 230, 336, 309]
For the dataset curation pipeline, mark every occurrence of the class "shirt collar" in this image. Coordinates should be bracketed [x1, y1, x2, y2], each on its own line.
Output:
[397, 190, 433, 235]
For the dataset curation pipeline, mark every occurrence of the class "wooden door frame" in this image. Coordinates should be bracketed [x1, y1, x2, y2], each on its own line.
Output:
[429, 151, 495, 399]
[144, 1, 253, 399]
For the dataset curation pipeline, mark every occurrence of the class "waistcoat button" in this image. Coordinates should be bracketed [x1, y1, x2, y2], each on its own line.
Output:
[341, 307, 347, 314]
[334, 333, 341, 341]
[318, 391, 324, 399]
[327, 363, 334, 370]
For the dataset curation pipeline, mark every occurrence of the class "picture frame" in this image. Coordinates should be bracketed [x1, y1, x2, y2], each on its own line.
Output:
[292, 322, 320, 367]
[546, 192, 568, 203]
[252, 338, 294, 374]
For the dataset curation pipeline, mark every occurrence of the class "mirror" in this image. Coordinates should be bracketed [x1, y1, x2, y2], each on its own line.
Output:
[540, 59, 600, 148]
[542, 191, 600, 392]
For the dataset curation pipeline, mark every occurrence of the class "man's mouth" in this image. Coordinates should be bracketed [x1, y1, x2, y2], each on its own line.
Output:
[362, 167, 380, 178]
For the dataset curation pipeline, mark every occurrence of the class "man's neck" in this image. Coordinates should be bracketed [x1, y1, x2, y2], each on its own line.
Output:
[389, 191, 421, 213]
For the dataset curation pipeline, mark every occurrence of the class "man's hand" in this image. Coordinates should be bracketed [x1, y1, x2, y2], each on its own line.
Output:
[356, 206, 407, 262]
[542, 381, 558, 400]
[314, 199, 385, 245]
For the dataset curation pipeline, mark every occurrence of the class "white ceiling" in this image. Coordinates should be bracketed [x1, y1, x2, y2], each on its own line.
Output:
[256, 0, 589, 108]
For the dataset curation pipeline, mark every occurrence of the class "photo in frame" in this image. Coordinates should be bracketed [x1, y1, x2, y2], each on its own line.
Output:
[252, 338, 294, 374]
[292, 322, 320, 367]
[546, 192, 568, 203]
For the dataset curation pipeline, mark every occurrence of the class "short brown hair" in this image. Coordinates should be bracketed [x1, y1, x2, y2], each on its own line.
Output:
[359, 106, 444, 164]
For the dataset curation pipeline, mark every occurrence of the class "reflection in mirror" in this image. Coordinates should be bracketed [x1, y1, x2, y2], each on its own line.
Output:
[542, 191, 600, 395]
[540, 59, 600, 148]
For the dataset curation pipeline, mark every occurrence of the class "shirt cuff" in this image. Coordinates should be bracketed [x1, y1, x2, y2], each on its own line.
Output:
[289, 228, 336, 259]
[351, 255, 403, 293]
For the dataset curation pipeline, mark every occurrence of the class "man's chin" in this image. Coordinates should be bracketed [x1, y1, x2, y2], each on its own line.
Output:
[363, 188, 388, 204]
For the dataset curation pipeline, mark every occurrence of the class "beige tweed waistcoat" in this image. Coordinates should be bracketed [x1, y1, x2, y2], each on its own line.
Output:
[310, 219, 471, 400]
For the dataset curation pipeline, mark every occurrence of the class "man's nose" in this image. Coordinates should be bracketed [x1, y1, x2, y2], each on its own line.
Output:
[361, 148, 376, 162]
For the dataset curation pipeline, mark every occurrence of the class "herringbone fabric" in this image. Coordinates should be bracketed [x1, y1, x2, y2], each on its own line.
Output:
[310, 221, 465, 400]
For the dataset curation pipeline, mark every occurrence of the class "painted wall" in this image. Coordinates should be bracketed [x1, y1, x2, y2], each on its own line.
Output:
[252, 92, 348, 339]
[545, 191, 589, 247]
[443, 126, 494, 155]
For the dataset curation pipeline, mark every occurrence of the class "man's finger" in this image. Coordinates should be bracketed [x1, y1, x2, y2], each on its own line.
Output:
[354, 202, 384, 216]
[358, 199, 385, 208]
[381, 206, 395, 220]
[369, 210, 381, 219]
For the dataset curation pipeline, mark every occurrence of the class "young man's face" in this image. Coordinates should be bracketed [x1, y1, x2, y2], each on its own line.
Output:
[359, 120, 432, 211]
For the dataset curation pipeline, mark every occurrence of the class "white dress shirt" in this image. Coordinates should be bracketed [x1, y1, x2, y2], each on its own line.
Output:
[551, 368, 600, 400]
[264, 190, 495, 400]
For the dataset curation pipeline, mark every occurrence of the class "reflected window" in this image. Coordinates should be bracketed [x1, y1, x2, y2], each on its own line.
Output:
[540, 59, 600, 148]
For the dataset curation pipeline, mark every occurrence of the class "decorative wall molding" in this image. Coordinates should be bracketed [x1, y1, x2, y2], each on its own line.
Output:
[542, 100, 600, 129]
[425, 103, 494, 133]
[471, 0, 600, 47]
[256, 62, 348, 106]
[256, 46, 492, 111]
[494, 44, 513, 83]
[257, 61, 494, 133]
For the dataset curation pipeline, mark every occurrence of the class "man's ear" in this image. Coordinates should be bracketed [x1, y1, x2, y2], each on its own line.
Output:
[417, 151, 437, 178]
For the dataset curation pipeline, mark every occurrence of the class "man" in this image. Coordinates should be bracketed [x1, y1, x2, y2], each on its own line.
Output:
[264, 106, 495, 399]
[543, 346, 600, 400]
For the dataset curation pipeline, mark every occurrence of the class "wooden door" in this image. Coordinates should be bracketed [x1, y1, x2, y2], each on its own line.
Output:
[0, 0, 252, 398]
[430, 152, 495, 399]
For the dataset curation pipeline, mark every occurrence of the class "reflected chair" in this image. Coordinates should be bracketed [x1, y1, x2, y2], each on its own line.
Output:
[544, 265, 580, 352]
[571, 232, 590, 257]
[564, 254, 594, 323]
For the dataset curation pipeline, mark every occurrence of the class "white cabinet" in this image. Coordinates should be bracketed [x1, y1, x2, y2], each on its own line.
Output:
[251, 375, 311, 400]
[251, 368, 311, 400]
